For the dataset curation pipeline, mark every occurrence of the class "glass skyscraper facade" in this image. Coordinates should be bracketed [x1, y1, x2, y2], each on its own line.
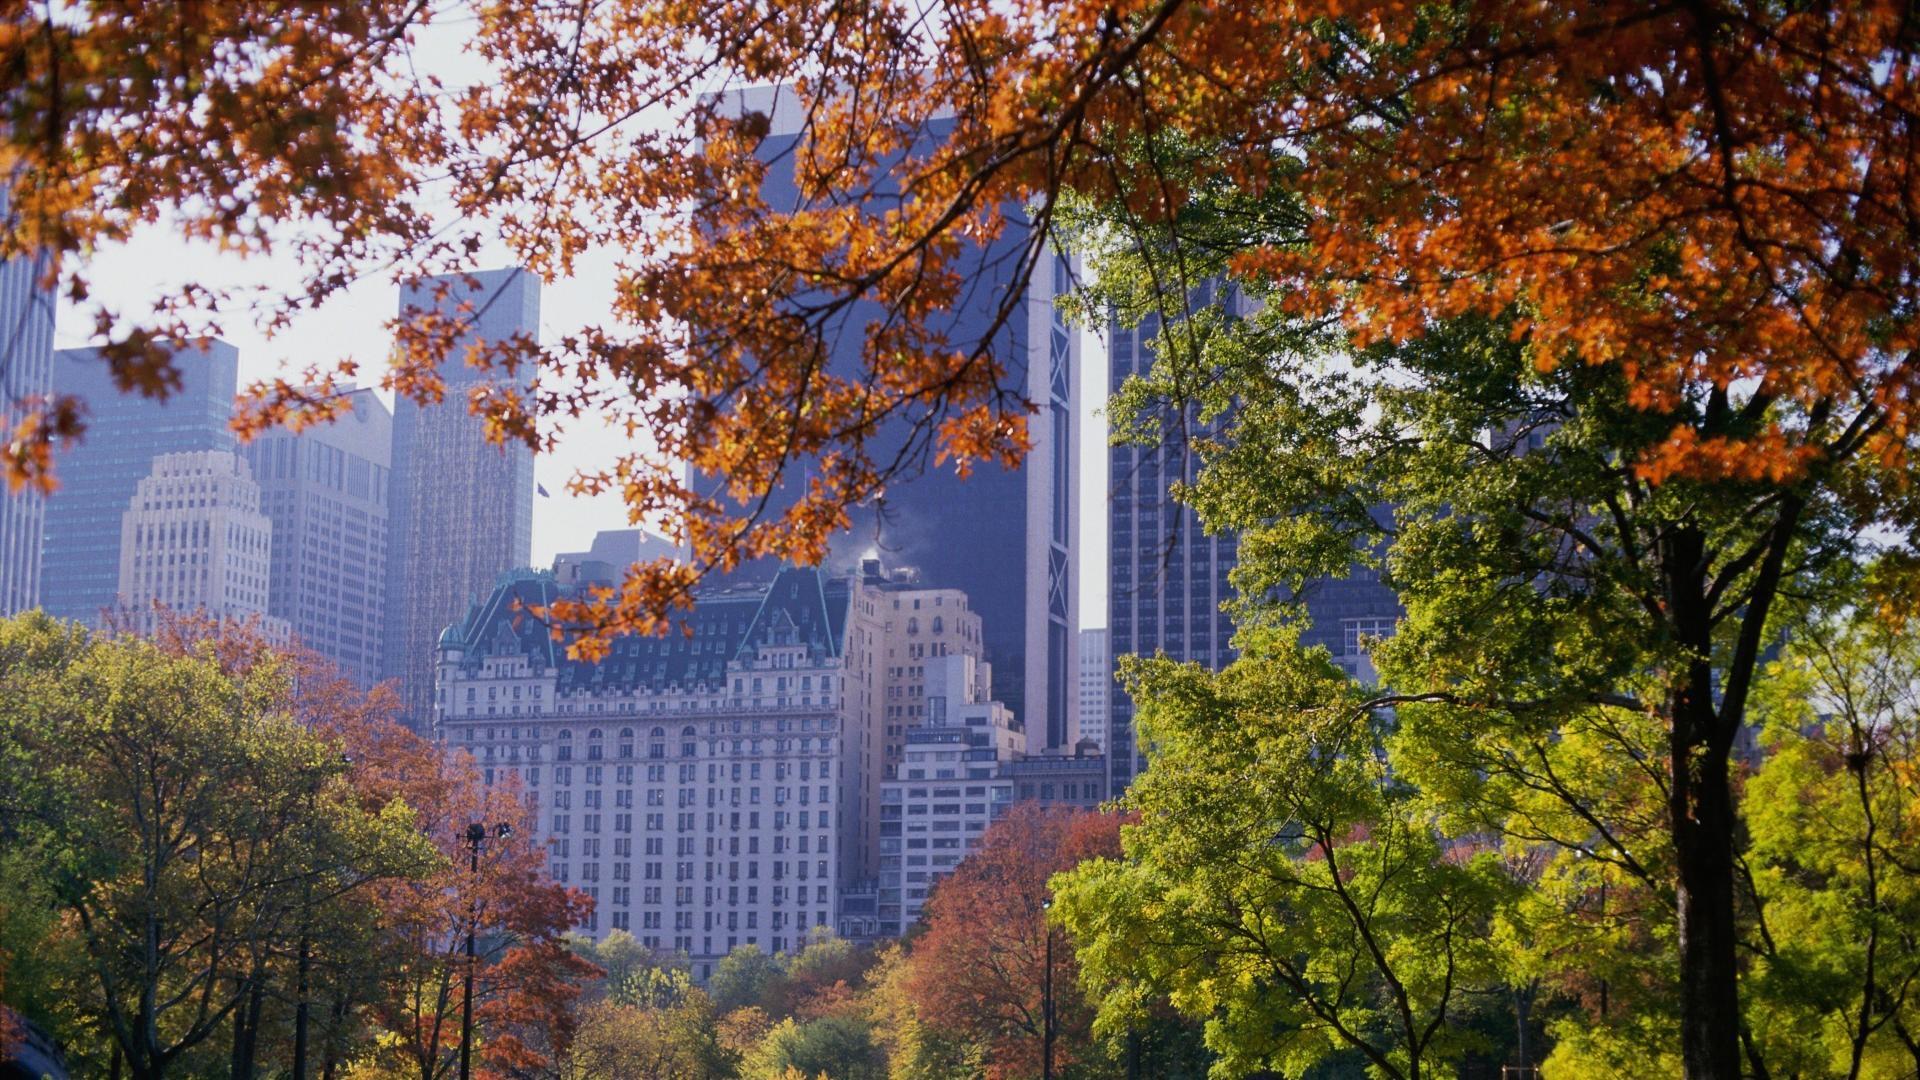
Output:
[0, 233, 54, 615]
[1106, 299, 1402, 795]
[41, 340, 239, 624]
[242, 388, 392, 685]
[709, 87, 1080, 750]
[383, 268, 539, 728]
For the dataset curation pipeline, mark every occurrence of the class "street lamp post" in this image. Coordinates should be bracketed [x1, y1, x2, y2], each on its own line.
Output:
[459, 822, 512, 1080]
[1041, 897, 1055, 1080]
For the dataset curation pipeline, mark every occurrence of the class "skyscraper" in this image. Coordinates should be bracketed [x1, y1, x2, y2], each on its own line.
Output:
[111, 449, 285, 637]
[1076, 627, 1109, 752]
[384, 268, 539, 727]
[41, 340, 239, 624]
[0, 232, 54, 616]
[1105, 303, 1402, 794]
[241, 389, 392, 684]
[709, 87, 1080, 750]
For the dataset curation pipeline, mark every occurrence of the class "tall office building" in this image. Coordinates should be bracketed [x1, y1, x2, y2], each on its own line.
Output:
[42, 340, 239, 624]
[0, 233, 54, 615]
[1106, 303, 1402, 794]
[707, 87, 1079, 750]
[111, 450, 285, 638]
[1076, 627, 1109, 752]
[241, 389, 392, 684]
[384, 268, 540, 727]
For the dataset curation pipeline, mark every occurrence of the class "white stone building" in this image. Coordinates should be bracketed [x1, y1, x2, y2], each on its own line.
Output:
[112, 450, 287, 638]
[436, 561, 958, 977]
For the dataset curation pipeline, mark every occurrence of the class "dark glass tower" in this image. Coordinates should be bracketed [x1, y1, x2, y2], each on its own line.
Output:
[1105, 300, 1402, 795]
[41, 341, 240, 624]
[383, 268, 539, 728]
[707, 87, 1080, 749]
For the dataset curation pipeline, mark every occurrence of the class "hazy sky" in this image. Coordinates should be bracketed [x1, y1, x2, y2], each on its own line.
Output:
[52, 213, 1113, 629]
[48, 17, 1111, 628]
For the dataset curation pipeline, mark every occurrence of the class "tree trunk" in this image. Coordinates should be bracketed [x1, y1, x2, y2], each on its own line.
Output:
[230, 975, 266, 1080]
[1671, 710, 1742, 1079]
[293, 933, 311, 1080]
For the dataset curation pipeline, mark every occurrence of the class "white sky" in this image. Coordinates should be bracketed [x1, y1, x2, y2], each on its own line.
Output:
[48, 15, 1110, 627]
[51, 214, 1111, 635]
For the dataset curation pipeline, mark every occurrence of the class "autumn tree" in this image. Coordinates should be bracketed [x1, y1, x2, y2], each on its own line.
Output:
[558, 987, 735, 1080]
[863, 944, 989, 1080]
[902, 803, 1121, 1079]
[0, 613, 435, 1080]
[330, 714, 595, 1080]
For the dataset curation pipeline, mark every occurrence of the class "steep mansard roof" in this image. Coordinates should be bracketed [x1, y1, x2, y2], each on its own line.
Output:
[438, 565, 852, 694]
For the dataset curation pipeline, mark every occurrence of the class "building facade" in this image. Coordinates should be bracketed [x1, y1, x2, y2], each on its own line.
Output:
[878, 652, 1025, 935]
[707, 87, 1079, 751]
[384, 268, 540, 727]
[874, 654, 1108, 936]
[552, 528, 683, 587]
[437, 562, 917, 977]
[0, 234, 54, 616]
[1076, 627, 1109, 752]
[1106, 300, 1402, 794]
[240, 389, 391, 684]
[42, 341, 239, 624]
[112, 450, 285, 637]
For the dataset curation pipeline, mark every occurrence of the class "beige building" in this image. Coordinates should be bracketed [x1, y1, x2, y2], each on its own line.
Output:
[113, 450, 288, 638]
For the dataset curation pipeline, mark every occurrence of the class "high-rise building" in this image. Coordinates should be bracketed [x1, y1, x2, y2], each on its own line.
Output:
[435, 561, 927, 974]
[552, 528, 683, 587]
[0, 232, 54, 616]
[111, 449, 286, 638]
[42, 341, 239, 624]
[240, 389, 392, 684]
[1076, 627, 1109, 752]
[878, 651, 1025, 935]
[1105, 302, 1402, 794]
[875, 651, 1106, 936]
[384, 268, 540, 727]
[706, 87, 1079, 751]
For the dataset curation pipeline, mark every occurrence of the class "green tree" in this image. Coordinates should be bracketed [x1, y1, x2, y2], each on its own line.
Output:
[743, 1014, 886, 1080]
[710, 944, 785, 1016]
[0, 614, 432, 1079]
[1053, 629, 1518, 1079]
[1072, 137, 1907, 1062]
[1734, 599, 1920, 1079]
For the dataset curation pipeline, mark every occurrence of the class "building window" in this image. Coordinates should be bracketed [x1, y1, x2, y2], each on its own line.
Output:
[1341, 617, 1397, 657]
